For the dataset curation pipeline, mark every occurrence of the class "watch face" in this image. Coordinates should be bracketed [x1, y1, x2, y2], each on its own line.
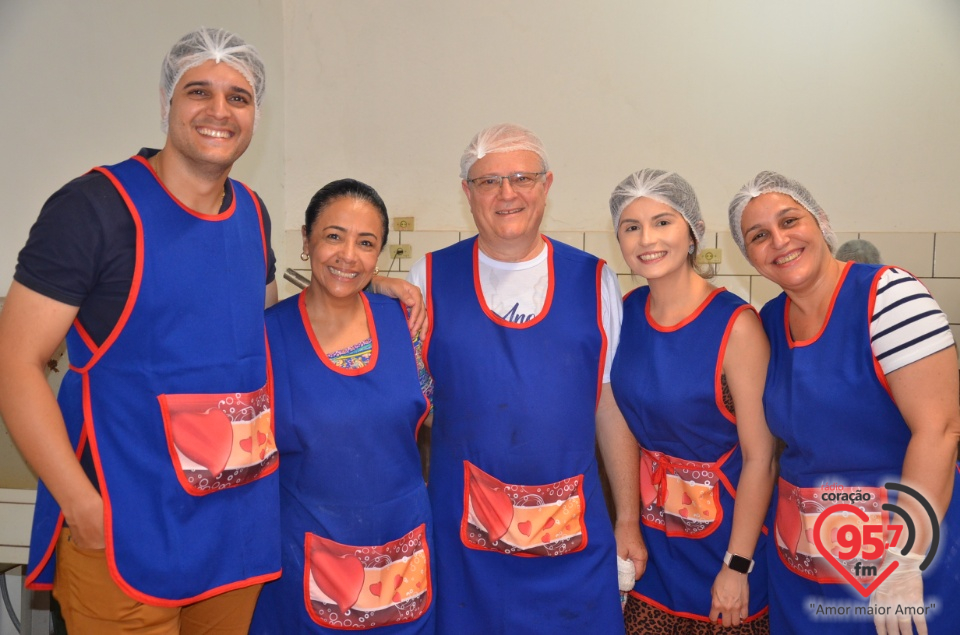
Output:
[727, 554, 752, 573]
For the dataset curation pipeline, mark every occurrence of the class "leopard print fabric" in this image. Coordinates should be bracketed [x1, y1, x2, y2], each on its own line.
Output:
[720, 373, 735, 416]
[624, 595, 769, 634]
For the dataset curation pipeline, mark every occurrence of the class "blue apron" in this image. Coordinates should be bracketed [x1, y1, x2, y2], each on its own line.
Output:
[252, 291, 434, 633]
[26, 155, 280, 604]
[762, 262, 960, 634]
[612, 286, 769, 622]
[424, 236, 623, 633]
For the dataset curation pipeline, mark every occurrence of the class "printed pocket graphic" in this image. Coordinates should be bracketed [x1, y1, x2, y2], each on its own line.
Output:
[775, 478, 887, 583]
[461, 462, 586, 557]
[639, 447, 727, 538]
[305, 525, 431, 629]
[159, 385, 277, 495]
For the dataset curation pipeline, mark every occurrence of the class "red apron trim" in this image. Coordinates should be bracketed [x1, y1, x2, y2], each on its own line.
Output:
[158, 384, 278, 496]
[640, 445, 736, 539]
[298, 291, 380, 376]
[472, 236, 555, 329]
[867, 266, 896, 397]
[630, 591, 770, 623]
[714, 303, 755, 424]
[461, 461, 587, 557]
[239, 181, 269, 271]
[76, 165, 145, 372]
[304, 525, 432, 629]
[593, 258, 607, 407]
[786, 261, 853, 349]
[133, 155, 236, 221]
[421, 251, 435, 379]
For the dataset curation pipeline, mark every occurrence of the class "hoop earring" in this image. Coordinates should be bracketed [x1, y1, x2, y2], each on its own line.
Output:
[300, 252, 309, 261]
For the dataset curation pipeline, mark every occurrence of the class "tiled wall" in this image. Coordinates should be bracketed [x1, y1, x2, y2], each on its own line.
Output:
[282, 229, 960, 359]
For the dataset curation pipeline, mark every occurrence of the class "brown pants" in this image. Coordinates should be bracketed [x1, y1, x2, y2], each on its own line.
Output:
[53, 528, 262, 635]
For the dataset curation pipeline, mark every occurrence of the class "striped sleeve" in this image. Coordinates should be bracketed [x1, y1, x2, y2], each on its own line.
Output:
[870, 268, 955, 375]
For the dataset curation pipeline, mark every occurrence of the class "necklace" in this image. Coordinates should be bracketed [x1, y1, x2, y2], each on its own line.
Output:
[149, 153, 226, 213]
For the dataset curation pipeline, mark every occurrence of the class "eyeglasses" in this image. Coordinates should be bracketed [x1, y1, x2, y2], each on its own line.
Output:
[466, 172, 546, 193]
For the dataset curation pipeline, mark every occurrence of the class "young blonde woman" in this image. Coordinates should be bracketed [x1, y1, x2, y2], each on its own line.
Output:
[251, 179, 434, 634]
[609, 169, 775, 633]
[729, 171, 960, 635]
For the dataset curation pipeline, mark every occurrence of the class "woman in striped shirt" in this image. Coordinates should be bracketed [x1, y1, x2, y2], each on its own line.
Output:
[728, 171, 959, 635]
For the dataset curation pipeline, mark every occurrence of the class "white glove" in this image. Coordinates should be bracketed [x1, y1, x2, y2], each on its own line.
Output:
[617, 555, 636, 592]
[870, 549, 926, 635]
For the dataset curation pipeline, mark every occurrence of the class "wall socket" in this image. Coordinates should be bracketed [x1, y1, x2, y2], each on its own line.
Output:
[392, 217, 415, 231]
[696, 248, 722, 265]
[390, 244, 413, 259]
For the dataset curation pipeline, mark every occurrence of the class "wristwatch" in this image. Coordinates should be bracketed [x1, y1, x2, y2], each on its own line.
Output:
[724, 551, 755, 574]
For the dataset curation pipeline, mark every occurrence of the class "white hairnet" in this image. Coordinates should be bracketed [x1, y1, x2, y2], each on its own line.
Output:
[159, 27, 266, 134]
[460, 123, 549, 179]
[609, 169, 705, 251]
[727, 171, 837, 257]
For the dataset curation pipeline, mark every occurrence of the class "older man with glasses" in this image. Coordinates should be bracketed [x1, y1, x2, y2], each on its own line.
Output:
[408, 123, 646, 633]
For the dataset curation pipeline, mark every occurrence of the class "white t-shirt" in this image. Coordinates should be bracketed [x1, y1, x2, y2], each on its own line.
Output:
[407, 240, 622, 382]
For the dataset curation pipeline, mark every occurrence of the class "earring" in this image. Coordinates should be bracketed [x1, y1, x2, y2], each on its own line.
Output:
[688, 244, 695, 255]
[300, 252, 309, 261]
[374, 267, 380, 276]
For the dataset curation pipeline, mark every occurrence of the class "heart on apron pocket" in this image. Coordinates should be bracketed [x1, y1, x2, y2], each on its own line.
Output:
[171, 408, 233, 477]
[310, 545, 364, 614]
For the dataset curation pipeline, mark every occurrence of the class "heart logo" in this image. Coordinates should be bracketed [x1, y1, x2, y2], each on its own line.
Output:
[812, 504, 899, 598]
[468, 467, 514, 542]
[309, 545, 365, 613]
[517, 520, 532, 537]
[369, 581, 382, 597]
[171, 408, 233, 477]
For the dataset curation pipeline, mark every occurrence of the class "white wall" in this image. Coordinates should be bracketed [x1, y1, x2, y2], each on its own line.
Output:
[0, 1, 958, 631]
[283, 0, 960, 240]
[0, 0, 285, 287]
[2, 1, 959, 284]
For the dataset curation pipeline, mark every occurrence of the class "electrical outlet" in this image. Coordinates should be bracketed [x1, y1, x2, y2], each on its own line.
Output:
[392, 217, 415, 232]
[390, 244, 413, 259]
[696, 248, 722, 265]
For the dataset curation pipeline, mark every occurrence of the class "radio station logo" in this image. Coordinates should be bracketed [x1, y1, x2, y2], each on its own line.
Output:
[813, 482, 939, 598]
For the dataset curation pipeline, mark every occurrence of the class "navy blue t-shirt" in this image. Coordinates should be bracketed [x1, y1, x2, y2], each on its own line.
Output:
[14, 148, 276, 346]
[14, 149, 276, 492]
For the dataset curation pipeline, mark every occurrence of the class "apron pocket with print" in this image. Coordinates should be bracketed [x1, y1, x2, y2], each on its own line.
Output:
[639, 447, 733, 538]
[158, 384, 277, 495]
[461, 461, 586, 557]
[304, 525, 432, 629]
[775, 477, 888, 584]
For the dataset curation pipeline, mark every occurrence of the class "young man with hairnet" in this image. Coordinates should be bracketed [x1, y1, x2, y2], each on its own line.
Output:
[0, 28, 279, 633]
[407, 123, 647, 633]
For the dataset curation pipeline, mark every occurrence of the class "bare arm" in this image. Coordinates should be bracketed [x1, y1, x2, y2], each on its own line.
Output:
[871, 346, 958, 635]
[887, 345, 960, 549]
[710, 310, 778, 626]
[265, 280, 278, 308]
[0, 281, 104, 548]
[368, 275, 425, 334]
[596, 383, 647, 578]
